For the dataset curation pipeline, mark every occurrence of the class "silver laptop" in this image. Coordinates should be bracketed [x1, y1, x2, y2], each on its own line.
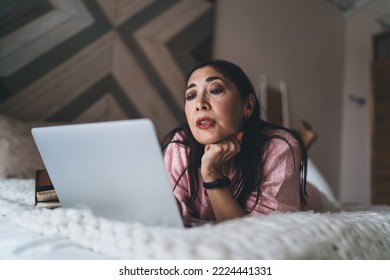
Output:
[31, 119, 183, 228]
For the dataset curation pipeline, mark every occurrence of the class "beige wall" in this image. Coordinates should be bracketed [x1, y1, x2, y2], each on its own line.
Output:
[213, 0, 345, 198]
[340, 0, 390, 204]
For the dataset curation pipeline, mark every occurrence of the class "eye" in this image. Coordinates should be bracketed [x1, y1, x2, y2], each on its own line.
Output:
[186, 92, 196, 101]
[209, 87, 224, 94]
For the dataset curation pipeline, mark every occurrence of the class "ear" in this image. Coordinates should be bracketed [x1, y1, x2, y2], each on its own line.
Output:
[243, 93, 256, 118]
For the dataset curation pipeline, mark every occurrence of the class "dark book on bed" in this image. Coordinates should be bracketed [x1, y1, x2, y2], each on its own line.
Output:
[35, 170, 61, 209]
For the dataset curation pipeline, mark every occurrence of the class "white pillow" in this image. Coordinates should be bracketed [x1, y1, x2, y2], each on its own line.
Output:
[0, 115, 48, 178]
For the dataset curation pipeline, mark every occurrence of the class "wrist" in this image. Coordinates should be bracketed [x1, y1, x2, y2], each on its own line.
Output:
[203, 177, 231, 189]
[201, 170, 224, 182]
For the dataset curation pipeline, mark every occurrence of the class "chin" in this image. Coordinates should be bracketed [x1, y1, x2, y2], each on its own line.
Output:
[193, 134, 225, 145]
[190, 126, 234, 144]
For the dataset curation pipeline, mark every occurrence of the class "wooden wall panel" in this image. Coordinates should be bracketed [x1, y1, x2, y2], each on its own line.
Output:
[0, 0, 215, 139]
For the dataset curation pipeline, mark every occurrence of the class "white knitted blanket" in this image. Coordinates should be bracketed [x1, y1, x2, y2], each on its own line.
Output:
[1, 178, 390, 259]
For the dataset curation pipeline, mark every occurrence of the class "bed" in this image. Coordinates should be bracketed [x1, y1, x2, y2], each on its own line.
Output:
[1, 114, 390, 260]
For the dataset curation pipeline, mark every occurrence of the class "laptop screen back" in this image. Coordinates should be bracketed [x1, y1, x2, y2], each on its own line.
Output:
[32, 119, 183, 228]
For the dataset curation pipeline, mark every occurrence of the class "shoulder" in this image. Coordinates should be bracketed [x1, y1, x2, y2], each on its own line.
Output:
[163, 129, 190, 183]
[163, 130, 189, 164]
[264, 128, 300, 151]
[162, 124, 190, 149]
[164, 130, 188, 151]
[261, 128, 302, 163]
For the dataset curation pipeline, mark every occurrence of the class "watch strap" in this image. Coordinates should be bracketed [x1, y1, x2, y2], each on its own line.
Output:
[203, 177, 231, 189]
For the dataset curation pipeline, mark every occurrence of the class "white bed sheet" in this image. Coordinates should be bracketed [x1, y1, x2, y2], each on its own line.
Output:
[1, 178, 390, 260]
[0, 216, 109, 259]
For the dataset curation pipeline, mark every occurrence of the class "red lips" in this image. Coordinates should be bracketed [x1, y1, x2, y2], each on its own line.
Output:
[196, 117, 215, 129]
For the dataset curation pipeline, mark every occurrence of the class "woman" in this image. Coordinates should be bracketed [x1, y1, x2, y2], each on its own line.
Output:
[163, 59, 325, 224]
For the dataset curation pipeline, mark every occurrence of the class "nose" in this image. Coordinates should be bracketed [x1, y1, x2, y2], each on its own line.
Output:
[196, 94, 210, 111]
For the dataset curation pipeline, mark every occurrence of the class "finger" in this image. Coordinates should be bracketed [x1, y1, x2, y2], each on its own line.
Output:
[204, 142, 230, 162]
[226, 135, 242, 152]
[217, 137, 241, 160]
[208, 135, 241, 157]
[236, 131, 244, 144]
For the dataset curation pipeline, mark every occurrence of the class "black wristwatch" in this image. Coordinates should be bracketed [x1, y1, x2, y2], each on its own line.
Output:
[203, 177, 231, 189]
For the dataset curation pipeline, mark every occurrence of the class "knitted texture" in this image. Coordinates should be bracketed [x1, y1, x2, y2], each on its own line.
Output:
[1, 178, 390, 259]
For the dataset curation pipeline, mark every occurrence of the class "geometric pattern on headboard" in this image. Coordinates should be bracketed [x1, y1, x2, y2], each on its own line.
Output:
[0, 0, 215, 138]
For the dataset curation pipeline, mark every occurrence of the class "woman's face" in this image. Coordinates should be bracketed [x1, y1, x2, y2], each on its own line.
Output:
[184, 65, 246, 145]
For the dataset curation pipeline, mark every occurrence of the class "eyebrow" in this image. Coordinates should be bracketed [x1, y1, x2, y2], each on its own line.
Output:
[186, 76, 223, 91]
